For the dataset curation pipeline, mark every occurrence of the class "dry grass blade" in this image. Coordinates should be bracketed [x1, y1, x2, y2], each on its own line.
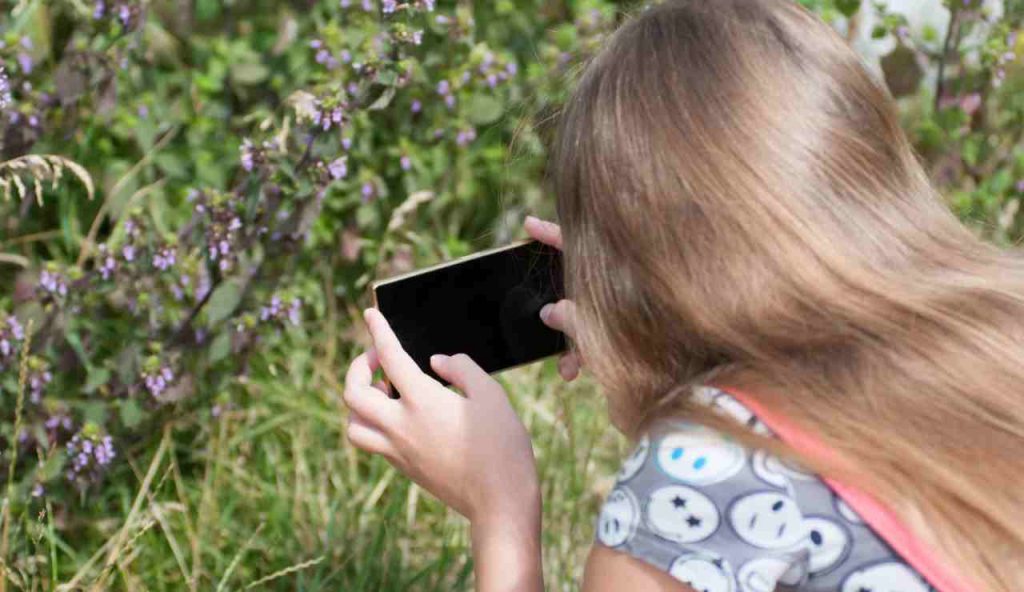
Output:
[0, 319, 33, 592]
[0, 155, 95, 205]
[242, 556, 325, 589]
[386, 191, 435, 233]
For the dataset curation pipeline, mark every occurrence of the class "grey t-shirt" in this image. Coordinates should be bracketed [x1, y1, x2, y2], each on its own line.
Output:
[594, 386, 933, 592]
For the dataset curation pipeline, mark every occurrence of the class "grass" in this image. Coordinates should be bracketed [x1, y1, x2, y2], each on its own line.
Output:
[5, 321, 629, 591]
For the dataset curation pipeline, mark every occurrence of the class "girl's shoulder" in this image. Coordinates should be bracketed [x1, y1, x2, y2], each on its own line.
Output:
[594, 386, 932, 592]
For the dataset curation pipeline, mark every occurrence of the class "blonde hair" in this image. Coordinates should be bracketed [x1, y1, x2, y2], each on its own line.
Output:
[553, 0, 1024, 588]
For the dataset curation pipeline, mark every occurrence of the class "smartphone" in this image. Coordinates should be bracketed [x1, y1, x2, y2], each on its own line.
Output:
[371, 240, 566, 387]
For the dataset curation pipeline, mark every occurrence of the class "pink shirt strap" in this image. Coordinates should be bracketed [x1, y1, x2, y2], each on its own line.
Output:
[719, 386, 977, 592]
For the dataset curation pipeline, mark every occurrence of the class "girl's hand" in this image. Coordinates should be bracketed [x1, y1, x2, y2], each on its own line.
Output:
[524, 215, 581, 382]
[343, 308, 540, 526]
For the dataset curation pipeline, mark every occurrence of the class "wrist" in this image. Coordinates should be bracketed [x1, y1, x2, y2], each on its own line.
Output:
[470, 509, 543, 592]
[469, 484, 543, 592]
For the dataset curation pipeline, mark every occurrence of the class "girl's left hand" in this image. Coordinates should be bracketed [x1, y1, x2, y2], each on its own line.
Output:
[342, 307, 541, 526]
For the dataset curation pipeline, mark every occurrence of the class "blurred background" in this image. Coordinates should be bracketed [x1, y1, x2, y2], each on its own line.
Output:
[0, 0, 1020, 589]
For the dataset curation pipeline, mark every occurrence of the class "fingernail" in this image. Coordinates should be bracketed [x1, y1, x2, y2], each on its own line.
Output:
[430, 354, 449, 366]
[539, 303, 553, 322]
[525, 215, 538, 224]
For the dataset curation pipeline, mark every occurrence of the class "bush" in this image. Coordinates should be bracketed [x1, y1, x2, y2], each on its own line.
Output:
[0, 0, 1019, 588]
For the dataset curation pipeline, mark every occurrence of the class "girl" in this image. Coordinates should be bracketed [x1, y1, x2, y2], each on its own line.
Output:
[343, 0, 1024, 590]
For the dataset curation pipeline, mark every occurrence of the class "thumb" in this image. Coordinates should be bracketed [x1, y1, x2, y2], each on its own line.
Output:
[430, 353, 503, 399]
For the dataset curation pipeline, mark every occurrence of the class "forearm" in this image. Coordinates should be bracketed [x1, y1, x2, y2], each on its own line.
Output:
[470, 503, 543, 592]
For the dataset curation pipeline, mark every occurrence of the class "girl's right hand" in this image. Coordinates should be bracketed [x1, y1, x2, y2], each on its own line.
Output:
[524, 216, 582, 382]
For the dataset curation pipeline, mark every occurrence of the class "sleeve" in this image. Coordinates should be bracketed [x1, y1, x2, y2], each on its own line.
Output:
[594, 417, 812, 592]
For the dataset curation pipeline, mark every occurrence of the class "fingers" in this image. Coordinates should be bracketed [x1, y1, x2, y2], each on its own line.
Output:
[347, 412, 399, 459]
[539, 299, 577, 340]
[558, 352, 581, 382]
[345, 349, 380, 389]
[343, 380, 398, 428]
[524, 216, 563, 250]
[363, 308, 435, 394]
[430, 353, 502, 399]
[344, 349, 400, 427]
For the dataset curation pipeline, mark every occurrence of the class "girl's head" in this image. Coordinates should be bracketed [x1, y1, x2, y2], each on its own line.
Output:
[554, 0, 1024, 589]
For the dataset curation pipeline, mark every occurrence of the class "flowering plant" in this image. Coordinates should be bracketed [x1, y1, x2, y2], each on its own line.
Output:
[0, 0, 1019, 586]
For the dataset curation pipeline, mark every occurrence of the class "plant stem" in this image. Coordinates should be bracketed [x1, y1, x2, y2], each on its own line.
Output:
[934, 7, 960, 112]
[0, 318, 33, 592]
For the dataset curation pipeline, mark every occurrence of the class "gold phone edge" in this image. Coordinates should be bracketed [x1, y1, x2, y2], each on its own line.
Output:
[368, 238, 535, 293]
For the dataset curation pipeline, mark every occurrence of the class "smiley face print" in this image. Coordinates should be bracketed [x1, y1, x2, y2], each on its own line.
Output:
[736, 557, 806, 592]
[668, 551, 735, 592]
[840, 561, 931, 592]
[728, 491, 805, 549]
[617, 436, 650, 483]
[656, 427, 747, 486]
[646, 484, 721, 544]
[801, 516, 852, 576]
[751, 449, 815, 490]
[597, 486, 640, 548]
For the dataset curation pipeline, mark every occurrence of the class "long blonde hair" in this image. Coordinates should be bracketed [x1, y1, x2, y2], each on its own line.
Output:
[553, 0, 1024, 588]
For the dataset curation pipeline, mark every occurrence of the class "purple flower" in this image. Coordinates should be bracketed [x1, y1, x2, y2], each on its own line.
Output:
[93, 1, 106, 19]
[435, 14, 451, 25]
[382, 0, 397, 13]
[896, 25, 909, 40]
[65, 432, 116, 489]
[411, 99, 422, 113]
[118, 5, 132, 27]
[153, 245, 177, 271]
[342, 137, 353, 150]
[310, 39, 323, 49]
[1016, 180, 1024, 193]
[328, 156, 349, 180]
[420, 0, 435, 10]
[455, 127, 477, 147]
[411, 30, 423, 45]
[444, 94, 456, 109]
[400, 155, 412, 171]
[143, 365, 175, 398]
[39, 269, 68, 297]
[31, 484, 44, 498]
[98, 245, 117, 280]
[122, 244, 136, 262]
[0, 67, 11, 110]
[362, 0, 373, 11]
[240, 138, 256, 171]
[258, 295, 302, 326]
[0, 315, 25, 362]
[436, 80, 450, 95]
[17, 53, 33, 75]
[340, 50, 352, 64]
[28, 368, 51, 404]
[506, 62, 518, 76]
[361, 181, 376, 202]
[340, 0, 351, 7]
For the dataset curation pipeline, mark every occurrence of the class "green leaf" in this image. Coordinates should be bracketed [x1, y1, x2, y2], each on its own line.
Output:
[466, 95, 504, 126]
[208, 331, 231, 364]
[231, 62, 270, 86]
[836, 0, 861, 17]
[206, 279, 244, 324]
[368, 86, 397, 111]
[119, 399, 144, 429]
[84, 367, 111, 394]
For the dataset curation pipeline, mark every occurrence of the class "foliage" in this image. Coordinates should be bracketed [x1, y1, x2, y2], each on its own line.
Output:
[0, 0, 1019, 588]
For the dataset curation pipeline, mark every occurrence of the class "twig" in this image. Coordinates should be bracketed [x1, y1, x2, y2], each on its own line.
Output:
[934, 8, 960, 112]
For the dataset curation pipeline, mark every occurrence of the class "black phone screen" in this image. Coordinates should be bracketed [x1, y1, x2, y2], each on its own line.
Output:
[373, 240, 565, 385]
